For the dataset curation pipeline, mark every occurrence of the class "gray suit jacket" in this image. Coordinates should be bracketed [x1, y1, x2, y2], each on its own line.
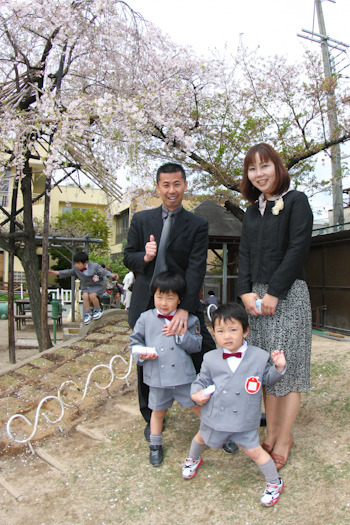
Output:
[59, 262, 114, 295]
[130, 309, 202, 388]
[191, 345, 284, 432]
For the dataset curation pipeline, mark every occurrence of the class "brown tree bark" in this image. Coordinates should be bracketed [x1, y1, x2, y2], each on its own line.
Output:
[18, 158, 52, 352]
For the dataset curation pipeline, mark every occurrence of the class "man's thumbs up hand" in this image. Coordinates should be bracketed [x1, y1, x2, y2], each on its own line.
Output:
[144, 234, 157, 262]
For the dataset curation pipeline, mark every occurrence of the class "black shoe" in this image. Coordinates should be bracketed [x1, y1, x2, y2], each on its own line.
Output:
[222, 440, 238, 454]
[144, 423, 151, 442]
[149, 445, 163, 466]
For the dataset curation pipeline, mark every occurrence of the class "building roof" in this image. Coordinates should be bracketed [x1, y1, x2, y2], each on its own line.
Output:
[192, 198, 242, 239]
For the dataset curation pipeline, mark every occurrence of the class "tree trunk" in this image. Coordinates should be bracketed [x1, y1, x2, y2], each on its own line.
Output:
[41, 175, 52, 349]
[7, 177, 19, 363]
[19, 159, 52, 351]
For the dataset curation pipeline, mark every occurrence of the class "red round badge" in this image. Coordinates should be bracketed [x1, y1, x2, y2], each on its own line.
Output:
[245, 376, 261, 394]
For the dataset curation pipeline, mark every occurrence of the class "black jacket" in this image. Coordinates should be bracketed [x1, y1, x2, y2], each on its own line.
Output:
[237, 190, 313, 299]
[124, 205, 209, 328]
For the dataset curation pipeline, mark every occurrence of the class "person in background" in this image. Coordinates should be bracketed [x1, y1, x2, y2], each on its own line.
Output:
[205, 290, 219, 306]
[237, 143, 313, 470]
[48, 251, 118, 325]
[123, 271, 135, 310]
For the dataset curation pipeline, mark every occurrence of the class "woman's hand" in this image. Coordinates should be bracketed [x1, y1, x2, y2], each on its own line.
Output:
[240, 293, 261, 316]
[260, 293, 279, 315]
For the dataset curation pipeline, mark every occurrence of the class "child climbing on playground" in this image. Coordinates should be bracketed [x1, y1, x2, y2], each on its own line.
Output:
[48, 251, 118, 324]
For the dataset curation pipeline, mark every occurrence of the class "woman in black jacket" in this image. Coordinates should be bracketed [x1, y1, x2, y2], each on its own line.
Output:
[237, 143, 313, 470]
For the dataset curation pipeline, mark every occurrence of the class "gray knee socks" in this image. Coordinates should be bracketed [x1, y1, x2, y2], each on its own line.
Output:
[150, 433, 162, 446]
[189, 438, 206, 459]
[258, 458, 280, 485]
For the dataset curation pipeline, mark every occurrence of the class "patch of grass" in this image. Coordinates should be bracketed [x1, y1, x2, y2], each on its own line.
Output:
[311, 360, 341, 378]
[0, 294, 28, 301]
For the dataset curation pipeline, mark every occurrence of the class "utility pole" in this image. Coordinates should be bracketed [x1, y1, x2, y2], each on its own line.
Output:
[315, 0, 343, 226]
[298, 0, 349, 226]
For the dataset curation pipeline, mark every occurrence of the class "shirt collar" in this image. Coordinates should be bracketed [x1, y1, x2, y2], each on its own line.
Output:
[258, 189, 291, 216]
[161, 204, 182, 219]
[156, 308, 177, 317]
[222, 340, 247, 357]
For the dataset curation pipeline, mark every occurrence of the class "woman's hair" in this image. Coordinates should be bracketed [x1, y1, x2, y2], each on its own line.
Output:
[240, 143, 290, 203]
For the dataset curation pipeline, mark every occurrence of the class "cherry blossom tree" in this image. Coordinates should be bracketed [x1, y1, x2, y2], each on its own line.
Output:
[0, 0, 139, 355]
[97, 38, 350, 201]
[1, 0, 349, 359]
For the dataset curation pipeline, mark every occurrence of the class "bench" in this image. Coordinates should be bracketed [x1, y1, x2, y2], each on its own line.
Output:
[13, 311, 62, 330]
[14, 314, 32, 330]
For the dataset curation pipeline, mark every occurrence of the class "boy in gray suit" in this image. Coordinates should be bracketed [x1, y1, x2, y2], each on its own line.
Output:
[182, 303, 287, 507]
[48, 251, 118, 324]
[130, 271, 202, 467]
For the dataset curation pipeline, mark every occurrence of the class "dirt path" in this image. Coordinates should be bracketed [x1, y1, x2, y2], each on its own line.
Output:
[1, 332, 350, 525]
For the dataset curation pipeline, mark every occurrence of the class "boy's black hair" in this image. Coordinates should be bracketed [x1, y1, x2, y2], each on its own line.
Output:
[73, 251, 89, 264]
[150, 271, 186, 299]
[208, 290, 215, 295]
[211, 303, 249, 332]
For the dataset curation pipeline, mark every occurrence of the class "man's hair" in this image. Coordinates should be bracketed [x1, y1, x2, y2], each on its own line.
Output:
[208, 290, 215, 295]
[150, 271, 186, 299]
[73, 251, 89, 264]
[156, 162, 186, 183]
[211, 303, 249, 332]
[240, 143, 290, 204]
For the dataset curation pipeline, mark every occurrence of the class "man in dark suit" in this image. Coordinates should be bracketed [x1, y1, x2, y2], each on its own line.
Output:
[124, 163, 219, 433]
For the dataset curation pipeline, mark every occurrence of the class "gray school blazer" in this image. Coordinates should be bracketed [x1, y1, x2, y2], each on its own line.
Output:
[129, 308, 202, 388]
[191, 345, 284, 432]
[59, 262, 114, 295]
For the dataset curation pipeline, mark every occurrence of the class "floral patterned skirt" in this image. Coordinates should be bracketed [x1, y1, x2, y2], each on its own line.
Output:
[247, 280, 312, 396]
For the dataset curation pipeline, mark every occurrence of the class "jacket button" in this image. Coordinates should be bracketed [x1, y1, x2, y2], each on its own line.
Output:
[223, 390, 227, 394]
[161, 365, 165, 369]
[220, 407, 224, 411]
[171, 364, 175, 367]
[170, 347, 174, 350]
[233, 409, 237, 413]
[236, 392, 240, 395]
[160, 348, 164, 352]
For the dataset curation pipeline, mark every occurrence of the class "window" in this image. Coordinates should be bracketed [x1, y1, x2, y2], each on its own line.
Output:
[0, 174, 10, 208]
[13, 271, 26, 283]
[61, 206, 88, 214]
[115, 209, 129, 243]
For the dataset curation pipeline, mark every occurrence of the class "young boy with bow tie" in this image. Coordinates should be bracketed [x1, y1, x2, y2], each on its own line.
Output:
[182, 302, 287, 507]
[48, 251, 118, 325]
[129, 271, 202, 467]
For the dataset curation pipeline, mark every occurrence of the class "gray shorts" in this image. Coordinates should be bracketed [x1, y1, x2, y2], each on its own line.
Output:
[199, 422, 260, 450]
[148, 383, 195, 411]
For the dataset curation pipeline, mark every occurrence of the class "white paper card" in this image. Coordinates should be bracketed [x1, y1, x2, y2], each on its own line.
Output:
[131, 345, 158, 356]
[202, 384, 216, 397]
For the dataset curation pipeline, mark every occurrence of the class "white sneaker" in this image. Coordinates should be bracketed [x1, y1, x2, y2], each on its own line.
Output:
[84, 313, 92, 325]
[93, 308, 102, 320]
[260, 477, 284, 507]
[182, 457, 203, 479]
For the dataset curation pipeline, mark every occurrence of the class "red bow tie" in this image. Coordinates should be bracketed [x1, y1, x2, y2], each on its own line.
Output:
[223, 351, 242, 359]
[158, 314, 173, 321]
